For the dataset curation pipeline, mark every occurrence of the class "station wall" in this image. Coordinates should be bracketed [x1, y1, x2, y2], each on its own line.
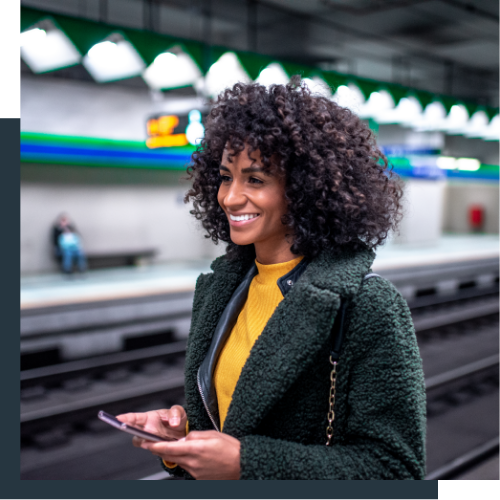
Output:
[443, 182, 499, 234]
[20, 164, 224, 274]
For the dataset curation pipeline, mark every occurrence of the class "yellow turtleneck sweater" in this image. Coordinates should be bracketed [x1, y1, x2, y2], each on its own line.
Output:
[214, 255, 303, 430]
[162, 255, 302, 469]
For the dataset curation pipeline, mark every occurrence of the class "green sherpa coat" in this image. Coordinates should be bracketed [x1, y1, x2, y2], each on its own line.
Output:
[166, 245, 426, 480]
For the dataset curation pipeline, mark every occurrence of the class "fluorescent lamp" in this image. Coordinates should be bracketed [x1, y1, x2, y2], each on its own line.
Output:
[456, 158, 480, 171]
[376, 96, 423, 126]
[482, 115, 500, 141]
[20, 28, 46, 47]
[255, 63, 289, 87]
[83, 36, 146, 83]
[359, 90, 395, 120]
[203, 52, 251, 97]
[413, 101, 447, 132]
[436, 156, 457, 170]
[436, 156, 481, 171]
[301, 77, 331, 98]
[332, 84, 365, 114]
[440, 104, 469, 134]
[21, 25, 81, 73]
[463, 111, 489, 138]
[142, 50, 202, 90]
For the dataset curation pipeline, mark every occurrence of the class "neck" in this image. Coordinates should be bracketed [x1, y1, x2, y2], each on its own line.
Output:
[254, 241, 298, 265]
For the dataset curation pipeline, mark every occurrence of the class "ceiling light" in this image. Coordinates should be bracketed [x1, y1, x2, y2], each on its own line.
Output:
[142, 49, 202, 90]
[302, 77, 331, 98]
[82, 35, 146, 83]
[203, 52, 251, 97]
[376, 96, 423, 126]
[463, 110, 489, 138]
[20, 28, 46, 47]
[413, 101, 447, 132]
[436, 156, 481, 171]
[359, 90, 395, 120]
[440, 104, 469, 134]
[436, 156, 457, 170]
[482, 115, 500, 141]
[255, 63, 289, 87]
[456, 158, 480, 171]
[20, 23, 81, 73]
[332, 84, 365, 114]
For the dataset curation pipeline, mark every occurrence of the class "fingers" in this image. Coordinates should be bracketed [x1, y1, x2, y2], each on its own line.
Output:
[141, 438, 191, 461]
[132, 436, 145, 448]
[116, 412, 147, 427]
[158, 405, 185, 428]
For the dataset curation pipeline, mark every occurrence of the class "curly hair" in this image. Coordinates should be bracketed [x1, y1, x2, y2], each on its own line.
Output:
[185, 76, 403, 260]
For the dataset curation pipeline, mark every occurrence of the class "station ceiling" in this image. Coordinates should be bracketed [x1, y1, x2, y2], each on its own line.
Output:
[21, 0, 499, 106]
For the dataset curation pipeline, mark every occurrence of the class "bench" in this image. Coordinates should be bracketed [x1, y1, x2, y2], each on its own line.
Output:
[86, 248, 157, 269]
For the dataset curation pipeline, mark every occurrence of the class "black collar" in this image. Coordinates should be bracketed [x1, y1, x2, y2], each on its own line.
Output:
[277, 257, 309, 297]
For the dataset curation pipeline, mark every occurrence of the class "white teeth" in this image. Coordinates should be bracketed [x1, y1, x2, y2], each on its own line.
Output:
[230, 214, 258, 222]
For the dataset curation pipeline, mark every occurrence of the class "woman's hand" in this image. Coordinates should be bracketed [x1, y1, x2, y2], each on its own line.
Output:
[141, 430, 241, 480]
[116, 406, 187, 445]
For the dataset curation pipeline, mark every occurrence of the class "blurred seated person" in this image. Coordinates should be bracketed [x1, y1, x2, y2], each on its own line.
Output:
[52, 214, 77, 262]
[57, 226, 87, 274]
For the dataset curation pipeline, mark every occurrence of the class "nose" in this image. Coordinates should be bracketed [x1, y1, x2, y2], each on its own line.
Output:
[223, 179, 247, 209]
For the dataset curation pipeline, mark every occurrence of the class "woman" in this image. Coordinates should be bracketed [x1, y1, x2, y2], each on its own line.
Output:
[118, 78, 426, 480]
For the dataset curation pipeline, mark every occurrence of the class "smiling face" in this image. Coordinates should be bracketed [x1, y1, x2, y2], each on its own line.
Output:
[217, 145, 295, 264]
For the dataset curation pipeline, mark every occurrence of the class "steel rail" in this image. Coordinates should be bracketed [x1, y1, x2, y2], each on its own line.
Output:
[21, 339, 186, 386]
[425, 354, 499, 391]
[21, 373, 185, 424]
[413, 297, 499, 333]
[426, 437, 499, 480]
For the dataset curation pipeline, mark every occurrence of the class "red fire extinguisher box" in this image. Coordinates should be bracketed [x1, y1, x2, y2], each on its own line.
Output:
[469, 205, 484, 232]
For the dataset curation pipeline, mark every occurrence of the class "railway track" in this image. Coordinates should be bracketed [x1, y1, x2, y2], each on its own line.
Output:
[20, 287, 499, 480]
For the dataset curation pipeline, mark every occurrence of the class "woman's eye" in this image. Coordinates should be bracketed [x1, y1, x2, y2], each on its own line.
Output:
[249, 177, 263, 184]
[220, 175, 231, 182]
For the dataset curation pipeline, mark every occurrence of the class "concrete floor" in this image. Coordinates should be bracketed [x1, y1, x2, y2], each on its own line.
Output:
[21, 234, 499, 309]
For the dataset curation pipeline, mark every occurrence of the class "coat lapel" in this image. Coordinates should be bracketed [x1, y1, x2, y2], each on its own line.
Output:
[184, 250, 255, 431]
[222, 246, 375, 438]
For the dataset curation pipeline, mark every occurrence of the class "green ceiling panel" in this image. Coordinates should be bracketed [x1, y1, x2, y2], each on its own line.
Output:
[320, 72, 349, 92]
[461, 101, 479, 118]
[353, 78, 381, 100]
[236, 51, 274, 80]
[123, 29, 177, 66]
[281, 61, 315, 79]
[20, 7, 44, 32]
[21, 6, 499, 121]
[383, 83, 410, 106]
[182, 41, 205, 73]
[413, 90, 435, 111]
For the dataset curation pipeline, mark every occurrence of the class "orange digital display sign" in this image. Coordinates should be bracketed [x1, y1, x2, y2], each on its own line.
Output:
[146, 115, 188, 149]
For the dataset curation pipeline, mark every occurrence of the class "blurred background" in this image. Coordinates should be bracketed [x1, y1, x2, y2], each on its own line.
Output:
[20, 0, 498, 480]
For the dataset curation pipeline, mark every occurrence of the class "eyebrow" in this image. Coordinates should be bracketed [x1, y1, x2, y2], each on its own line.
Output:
[219, 164, 267, 174]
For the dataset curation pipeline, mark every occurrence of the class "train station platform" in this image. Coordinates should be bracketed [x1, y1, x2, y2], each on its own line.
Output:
[21, 234, 499, 310]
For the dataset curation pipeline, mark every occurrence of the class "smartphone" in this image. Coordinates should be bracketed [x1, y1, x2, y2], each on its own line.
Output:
[98, 411, 177, 442]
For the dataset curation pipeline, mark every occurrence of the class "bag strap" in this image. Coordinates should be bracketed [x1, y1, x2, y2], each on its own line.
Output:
[326, 272, 381, 445]
[329, 272, 381, 361]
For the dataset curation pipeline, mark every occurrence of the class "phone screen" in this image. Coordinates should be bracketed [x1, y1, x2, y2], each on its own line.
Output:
[98, 411, 177, 442]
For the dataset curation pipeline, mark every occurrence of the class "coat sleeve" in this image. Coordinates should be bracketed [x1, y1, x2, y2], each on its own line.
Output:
[238, 278, 427, 480]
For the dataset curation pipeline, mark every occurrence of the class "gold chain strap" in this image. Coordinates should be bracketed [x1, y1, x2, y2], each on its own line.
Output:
[325, 356, 337, 446]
